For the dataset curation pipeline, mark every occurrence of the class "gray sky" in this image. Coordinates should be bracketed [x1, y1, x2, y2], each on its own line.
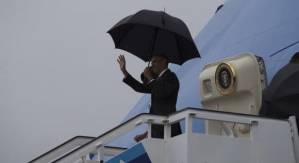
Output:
[0, 0, 223, 162]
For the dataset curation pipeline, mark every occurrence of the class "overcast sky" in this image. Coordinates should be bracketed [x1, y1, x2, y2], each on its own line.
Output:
[0, 0, 223, 162]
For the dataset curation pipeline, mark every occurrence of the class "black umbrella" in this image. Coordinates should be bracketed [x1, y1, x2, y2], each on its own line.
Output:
[107, 9, 200, 65]
[260, 63, 299, 127]
[264, 63, 299, 100]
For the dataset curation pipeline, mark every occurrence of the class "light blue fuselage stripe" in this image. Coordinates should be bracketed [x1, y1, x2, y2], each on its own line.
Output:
[106, 143, 146, 163]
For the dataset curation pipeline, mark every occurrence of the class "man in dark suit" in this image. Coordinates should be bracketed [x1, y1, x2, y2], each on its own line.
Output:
[117, 54, 182, 141]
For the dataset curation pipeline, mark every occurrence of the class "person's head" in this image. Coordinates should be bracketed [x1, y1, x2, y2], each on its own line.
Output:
[290, 52, 299, 64]
[150, 55, 169, 75]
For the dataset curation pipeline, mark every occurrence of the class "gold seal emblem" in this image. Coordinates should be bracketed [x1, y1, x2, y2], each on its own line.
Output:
[215, 62, 236, 95]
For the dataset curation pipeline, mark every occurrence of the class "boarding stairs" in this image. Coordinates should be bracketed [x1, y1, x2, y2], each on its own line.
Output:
[29, 108, 299, 163]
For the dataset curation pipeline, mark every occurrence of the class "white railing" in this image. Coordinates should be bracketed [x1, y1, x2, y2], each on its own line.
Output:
[51, 108, 298, 163]
[29, 136, 94, 163]
[52, 113, 168, 163]
[289, 116, 299, 162]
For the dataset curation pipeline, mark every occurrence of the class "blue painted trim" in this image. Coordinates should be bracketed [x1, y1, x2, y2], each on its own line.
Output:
[129, 153, 152, 163]
[106, 143, 151, 163]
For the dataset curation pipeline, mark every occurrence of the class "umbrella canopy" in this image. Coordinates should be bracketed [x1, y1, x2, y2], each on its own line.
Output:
[262, 95, 299, 116]
[264, 63, 299, 100]
[107, 9, 200, 65]
[260, 63, 299, 126]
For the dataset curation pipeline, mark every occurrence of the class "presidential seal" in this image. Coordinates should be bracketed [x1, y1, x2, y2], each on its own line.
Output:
[215, 62, 236, 95]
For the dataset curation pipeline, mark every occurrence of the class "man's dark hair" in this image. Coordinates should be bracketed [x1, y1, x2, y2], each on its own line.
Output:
[154, 54, 169, 64]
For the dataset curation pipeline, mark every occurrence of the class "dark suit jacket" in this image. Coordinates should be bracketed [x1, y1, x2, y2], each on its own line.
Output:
[123, 69, 182, 137]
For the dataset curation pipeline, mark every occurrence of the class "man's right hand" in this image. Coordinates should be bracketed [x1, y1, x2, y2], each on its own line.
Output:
[117, 55, 128, 78]
[143, 67, 154, 81]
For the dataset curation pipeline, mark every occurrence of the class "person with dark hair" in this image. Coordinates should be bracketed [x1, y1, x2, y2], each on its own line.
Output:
[117, 54, 182, 141]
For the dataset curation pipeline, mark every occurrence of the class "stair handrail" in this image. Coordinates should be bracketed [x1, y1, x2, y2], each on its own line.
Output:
[52, 108, 296, 163]
[29, 136, 95, 163]
[52, 113, 168, 163]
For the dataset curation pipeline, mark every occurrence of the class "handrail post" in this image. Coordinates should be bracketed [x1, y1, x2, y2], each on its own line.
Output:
[186, 113, 195, 136]
[97, 145, 104, 163]
[289, 116, 299, 163]
[163, 120, 171, 139]
[147, 119, 154, 139]
[81, 155, 86, 163]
